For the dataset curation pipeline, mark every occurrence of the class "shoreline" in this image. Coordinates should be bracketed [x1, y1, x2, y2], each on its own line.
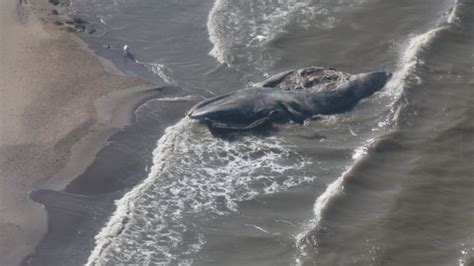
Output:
[41, 84, 165, 192]
[0, 0, 157, 265]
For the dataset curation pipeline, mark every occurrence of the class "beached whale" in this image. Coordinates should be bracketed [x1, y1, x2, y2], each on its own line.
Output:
[187, 67, 392, 130]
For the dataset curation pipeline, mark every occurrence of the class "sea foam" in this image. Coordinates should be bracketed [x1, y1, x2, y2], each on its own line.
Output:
[87, 118, 313, 265]
[207, 0, 370, 68]
[293, 0, 462, 263]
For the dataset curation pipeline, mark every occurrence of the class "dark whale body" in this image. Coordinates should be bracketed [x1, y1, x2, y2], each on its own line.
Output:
[188, 67, 392, 130]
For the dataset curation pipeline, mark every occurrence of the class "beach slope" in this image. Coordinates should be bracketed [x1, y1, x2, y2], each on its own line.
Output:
[0, 1, 150, 265]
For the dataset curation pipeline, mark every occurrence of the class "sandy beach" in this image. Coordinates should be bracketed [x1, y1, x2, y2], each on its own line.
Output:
[0, 0, 151, 264]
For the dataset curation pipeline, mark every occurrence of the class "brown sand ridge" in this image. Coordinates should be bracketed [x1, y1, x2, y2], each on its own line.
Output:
[0, 0, 151, 264]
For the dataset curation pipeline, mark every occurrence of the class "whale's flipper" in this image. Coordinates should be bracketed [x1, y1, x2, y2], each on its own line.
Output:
[279, 102, 308, 124]
[209, 117, 270, 130]
[23, 189, 118, 266]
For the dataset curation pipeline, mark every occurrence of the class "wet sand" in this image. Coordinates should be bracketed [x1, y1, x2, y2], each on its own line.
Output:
[0, 0, 151, 264]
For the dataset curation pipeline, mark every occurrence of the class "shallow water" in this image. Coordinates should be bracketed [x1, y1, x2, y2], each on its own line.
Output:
[28, 0, 474, 265]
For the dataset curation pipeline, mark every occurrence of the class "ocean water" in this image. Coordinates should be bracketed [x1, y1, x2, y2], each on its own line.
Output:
[28, 0, 473, 265]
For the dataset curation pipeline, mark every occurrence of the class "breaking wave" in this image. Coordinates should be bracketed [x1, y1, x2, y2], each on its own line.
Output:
[87, 118, 313, 265]
[207, 0, 371, 69]
[293, 0, 461, 263]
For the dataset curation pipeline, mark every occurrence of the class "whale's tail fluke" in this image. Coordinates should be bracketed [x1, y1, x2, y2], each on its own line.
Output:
[349, 71, 392, 99]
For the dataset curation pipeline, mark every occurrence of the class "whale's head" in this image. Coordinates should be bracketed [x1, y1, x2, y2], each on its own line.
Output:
[187, 88, 274, 129]
[349, 71, 392, 99]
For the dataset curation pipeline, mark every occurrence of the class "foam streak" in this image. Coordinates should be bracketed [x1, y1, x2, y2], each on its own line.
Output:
[294, 0, 460, 263]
